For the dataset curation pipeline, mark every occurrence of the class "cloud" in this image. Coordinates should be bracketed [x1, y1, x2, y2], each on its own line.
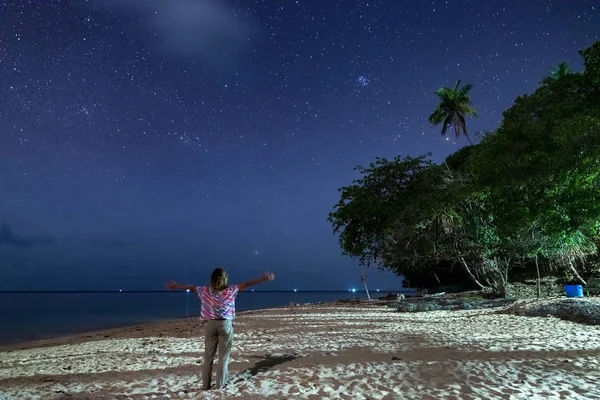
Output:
[96, 0, 254, 68]
[0, 223, 54, 247]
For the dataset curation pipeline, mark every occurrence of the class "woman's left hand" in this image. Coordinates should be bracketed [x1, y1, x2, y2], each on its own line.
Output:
[264, 272, 275, 281]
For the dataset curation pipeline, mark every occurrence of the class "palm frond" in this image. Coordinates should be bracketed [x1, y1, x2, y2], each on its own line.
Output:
[428, 107, 445, 125]
[460, 104, 479, 118]
[456, 115, 467, 137]
[458, 84, 473, 97]
[454, 80, 462, 91]
[441, 115, 452, 136]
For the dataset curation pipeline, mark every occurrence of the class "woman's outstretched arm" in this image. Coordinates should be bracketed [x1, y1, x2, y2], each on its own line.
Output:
[165, 280, 198, 292]
[237, 272, 275, 291]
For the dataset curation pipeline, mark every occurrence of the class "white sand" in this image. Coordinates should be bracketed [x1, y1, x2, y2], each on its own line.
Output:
[1, 301, 600, 399]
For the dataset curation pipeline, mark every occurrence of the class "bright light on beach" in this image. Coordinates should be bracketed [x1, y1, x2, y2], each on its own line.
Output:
[352, 288, 356, 293]
[186, 289, 190, 293]
[294, 289, 297, 292]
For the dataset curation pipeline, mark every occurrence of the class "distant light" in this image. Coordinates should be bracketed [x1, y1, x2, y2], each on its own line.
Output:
[119, 289, 122, 292]
[251, 289, 254, 292]
[294, 289, 297, 292]
[377, 289, 380, 292]
[352, 288, 356, 293]
[186, 289, 190, 293]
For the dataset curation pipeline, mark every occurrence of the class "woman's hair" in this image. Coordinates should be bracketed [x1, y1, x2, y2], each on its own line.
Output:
[210, 268, 228, 291]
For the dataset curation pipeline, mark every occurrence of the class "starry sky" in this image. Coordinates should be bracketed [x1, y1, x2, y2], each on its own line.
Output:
[1, 0, 598, 291]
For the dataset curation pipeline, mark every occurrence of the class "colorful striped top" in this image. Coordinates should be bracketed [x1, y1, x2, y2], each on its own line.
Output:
[197, 285, 239, 320]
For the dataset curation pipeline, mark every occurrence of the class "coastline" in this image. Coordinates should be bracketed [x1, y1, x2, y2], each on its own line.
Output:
[0, 300, 380, 352]
[1, 298, 600, 399]
[0, 291, 405, 347]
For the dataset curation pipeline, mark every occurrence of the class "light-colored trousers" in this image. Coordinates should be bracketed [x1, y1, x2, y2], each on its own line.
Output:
[202, 319, 234, 390]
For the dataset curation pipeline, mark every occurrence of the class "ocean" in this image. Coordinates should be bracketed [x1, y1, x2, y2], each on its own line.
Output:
[0, 290, 408, 345]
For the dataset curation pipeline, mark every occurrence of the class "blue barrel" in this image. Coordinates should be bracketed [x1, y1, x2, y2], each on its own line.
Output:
[564, 284, 584, 298]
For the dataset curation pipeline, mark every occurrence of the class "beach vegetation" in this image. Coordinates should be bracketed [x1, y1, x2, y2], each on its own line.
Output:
[329, 41, 600, 297]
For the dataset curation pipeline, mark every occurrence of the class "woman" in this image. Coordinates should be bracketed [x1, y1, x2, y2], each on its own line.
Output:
[166, 269, 275, 390]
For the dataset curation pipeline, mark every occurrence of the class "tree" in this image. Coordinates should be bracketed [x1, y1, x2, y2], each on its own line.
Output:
[468, 41, 600, 284]
[540, 62, 577, 87]
[329, 154, 507, 295]
[550, 62, 572, 80]
[327, 154, 434, 269]
[428, 80, 479, 145]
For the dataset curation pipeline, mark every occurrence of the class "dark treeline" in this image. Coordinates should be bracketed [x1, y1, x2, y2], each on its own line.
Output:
[329, 42, 600, 297]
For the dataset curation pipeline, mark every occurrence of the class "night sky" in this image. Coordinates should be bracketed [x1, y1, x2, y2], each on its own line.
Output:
[1, 0, 598, 291]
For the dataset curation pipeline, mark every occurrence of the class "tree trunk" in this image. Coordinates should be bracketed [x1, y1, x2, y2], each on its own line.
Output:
[463, 125, 474, 145]
[569, 260, 587, 285]
[360, 273, 371, 300]
[363, 281, 371, 300]
[534, 256, 541, 298]
[458, 256, 487, 290]
[489, 258, 509, 298]
[503, 261, 509, 297]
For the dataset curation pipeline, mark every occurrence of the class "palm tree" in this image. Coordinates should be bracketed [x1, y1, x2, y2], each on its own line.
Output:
[550, 62, 571, 80]
[428, 80, 479, 145]
[541, 61, 573, 86]
[540, 62, 574, 87]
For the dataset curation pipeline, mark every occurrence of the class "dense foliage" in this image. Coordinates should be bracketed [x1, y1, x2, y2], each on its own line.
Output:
[329, 42, 600, 296]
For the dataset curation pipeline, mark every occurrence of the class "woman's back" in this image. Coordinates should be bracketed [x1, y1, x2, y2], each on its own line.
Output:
[198, 285, 239, 320]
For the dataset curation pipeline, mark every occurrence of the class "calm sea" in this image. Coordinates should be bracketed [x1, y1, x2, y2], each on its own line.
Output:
[0, 290, 408, 345]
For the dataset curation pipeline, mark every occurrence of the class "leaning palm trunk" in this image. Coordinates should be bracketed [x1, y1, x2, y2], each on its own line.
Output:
[534, 256, 541, 298]
[360, 275, 371, 300]
[458, 256, 487, 290]
[569, 260, 587, 285]
[460, 122, 474, 145]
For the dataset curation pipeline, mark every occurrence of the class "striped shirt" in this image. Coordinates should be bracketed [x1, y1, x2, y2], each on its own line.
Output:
[197, 285, 239, 320]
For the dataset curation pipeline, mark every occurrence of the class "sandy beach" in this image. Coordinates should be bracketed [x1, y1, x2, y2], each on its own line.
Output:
[1, 299, 600, 399]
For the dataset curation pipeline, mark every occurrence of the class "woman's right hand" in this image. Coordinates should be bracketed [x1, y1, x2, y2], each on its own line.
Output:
[264, 272, 275, 281]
